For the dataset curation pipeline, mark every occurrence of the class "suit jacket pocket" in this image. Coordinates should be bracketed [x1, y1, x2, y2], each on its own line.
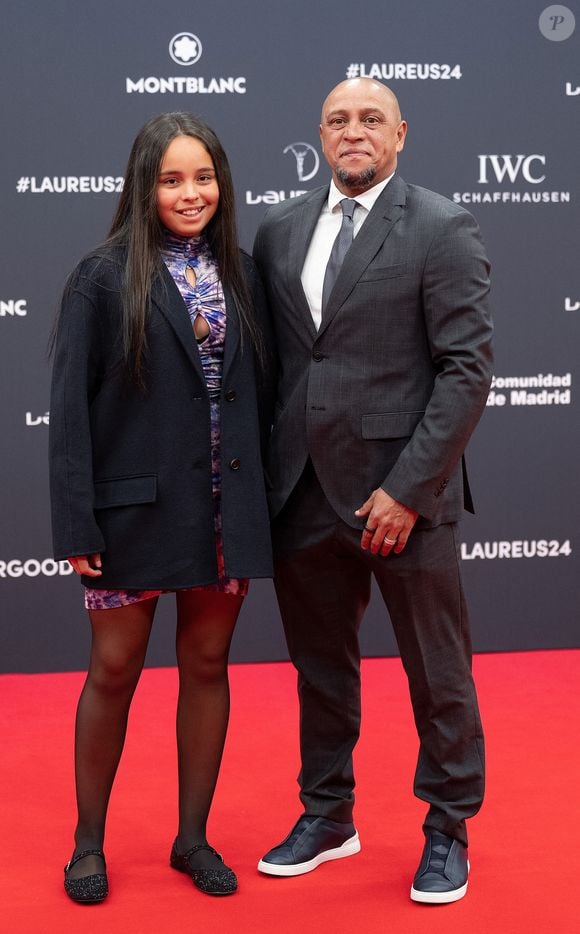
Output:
[93, 474, 157, 509]
[362, 411, 425, 440]
[358, 262, 408, 282]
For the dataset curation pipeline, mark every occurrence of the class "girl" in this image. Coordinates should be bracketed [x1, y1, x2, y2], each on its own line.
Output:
[49, 113, 273, 901]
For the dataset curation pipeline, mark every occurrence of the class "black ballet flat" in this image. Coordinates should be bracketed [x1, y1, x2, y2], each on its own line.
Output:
[170, 840, 237, 896]
[64, 848, 108, 903]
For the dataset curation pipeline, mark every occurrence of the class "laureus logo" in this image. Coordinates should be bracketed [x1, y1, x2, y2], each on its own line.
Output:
[169, 32, 203, 66]
[283, 142, 320, 182]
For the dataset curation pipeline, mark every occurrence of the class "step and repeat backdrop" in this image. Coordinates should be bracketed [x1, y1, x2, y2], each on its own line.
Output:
[1, 0, 578, 672]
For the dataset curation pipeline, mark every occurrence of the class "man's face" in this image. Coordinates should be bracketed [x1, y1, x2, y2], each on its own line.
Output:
[319, 80, 407, 195]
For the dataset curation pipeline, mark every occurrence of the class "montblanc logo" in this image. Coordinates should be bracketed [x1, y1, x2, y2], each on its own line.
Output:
[169, 33, 202, 66]
[453, 154, 571, 205]
[283, 143, 320, 183]
[1, 299, 27, 317]
[126, 34, 246, 95]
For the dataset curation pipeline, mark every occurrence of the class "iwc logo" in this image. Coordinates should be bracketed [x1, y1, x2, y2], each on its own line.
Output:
[453, 154, 571, 205]
[283, 142, 320, 182]
[169, 32, 203, 66]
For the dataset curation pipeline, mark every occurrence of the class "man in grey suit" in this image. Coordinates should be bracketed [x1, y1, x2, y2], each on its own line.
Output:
[253, 78, 493, 904]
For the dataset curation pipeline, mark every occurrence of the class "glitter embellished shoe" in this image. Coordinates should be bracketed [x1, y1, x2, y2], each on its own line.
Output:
[64, 848, 108, 903]
[170, 840, 237, 896]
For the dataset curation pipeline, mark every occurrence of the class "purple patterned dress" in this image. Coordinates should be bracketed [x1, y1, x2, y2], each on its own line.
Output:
[84, 232, 249, 610]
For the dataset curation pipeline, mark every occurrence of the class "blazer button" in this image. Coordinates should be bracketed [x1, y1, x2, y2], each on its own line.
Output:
[312, 351, 323, 362]
[229, 458, 241, 470]
[225, 389, 236, 402]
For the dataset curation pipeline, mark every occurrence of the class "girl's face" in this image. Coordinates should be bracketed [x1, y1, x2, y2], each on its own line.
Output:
[156, 135, 220, 237]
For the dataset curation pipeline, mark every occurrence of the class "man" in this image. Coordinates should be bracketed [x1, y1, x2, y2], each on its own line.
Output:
[253, 78, 492, 904]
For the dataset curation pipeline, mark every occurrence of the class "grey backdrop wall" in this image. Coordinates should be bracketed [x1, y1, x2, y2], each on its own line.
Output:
[1, 0, 578, 672]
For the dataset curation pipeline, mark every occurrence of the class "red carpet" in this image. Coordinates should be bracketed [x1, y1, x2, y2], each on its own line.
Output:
[1, 650, 578, 933]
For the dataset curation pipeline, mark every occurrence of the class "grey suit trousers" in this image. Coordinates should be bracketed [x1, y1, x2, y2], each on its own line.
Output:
[272, 461, 485, 846]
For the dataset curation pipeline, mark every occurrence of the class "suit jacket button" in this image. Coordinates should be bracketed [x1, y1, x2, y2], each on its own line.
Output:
[312, 351, 323, 361]
[229, 457, 241, 470]
[225, 389, 236, 402]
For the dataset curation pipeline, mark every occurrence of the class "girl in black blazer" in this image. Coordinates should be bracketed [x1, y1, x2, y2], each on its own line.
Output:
[49, 113, 273, 902]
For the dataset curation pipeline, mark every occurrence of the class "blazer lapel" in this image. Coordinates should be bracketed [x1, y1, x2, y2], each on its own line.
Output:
[222, 284, 240, 383]
[287, 187, 329, 340]
[152, 265, 205, 382]
[318, 175, 408, 335]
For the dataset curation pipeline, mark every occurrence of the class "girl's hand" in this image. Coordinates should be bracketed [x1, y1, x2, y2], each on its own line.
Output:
[67, 554, 103, 577]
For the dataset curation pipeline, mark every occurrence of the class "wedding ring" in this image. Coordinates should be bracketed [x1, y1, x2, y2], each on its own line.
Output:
[364, 526, 377, 533]
[384, 536, 397, 545]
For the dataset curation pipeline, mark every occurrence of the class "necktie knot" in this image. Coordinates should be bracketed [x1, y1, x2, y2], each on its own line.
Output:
[340, 198, 357, 221]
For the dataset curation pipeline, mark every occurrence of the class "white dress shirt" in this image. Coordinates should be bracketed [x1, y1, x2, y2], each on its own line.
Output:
[301, 173, 395, 330]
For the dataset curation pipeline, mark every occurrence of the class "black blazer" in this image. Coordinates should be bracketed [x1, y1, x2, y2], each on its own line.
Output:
[49, 244, 274, 589]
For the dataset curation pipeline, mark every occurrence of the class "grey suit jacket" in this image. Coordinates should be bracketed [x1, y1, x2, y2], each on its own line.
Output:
[253, 174, 493, 529]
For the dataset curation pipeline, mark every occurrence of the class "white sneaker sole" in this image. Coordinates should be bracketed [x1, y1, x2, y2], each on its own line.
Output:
[410, 860, 470, 904]
[257, 831, 361, 876]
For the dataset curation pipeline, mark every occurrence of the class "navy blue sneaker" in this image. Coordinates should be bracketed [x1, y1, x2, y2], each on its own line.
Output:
[411, 831, 470, 904]
[258, 815, 360, 876]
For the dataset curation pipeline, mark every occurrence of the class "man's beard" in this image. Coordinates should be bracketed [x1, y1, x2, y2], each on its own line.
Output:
[336, 164, 377, 190]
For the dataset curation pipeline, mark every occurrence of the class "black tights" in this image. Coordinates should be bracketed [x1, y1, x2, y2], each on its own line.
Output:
[67, 590, 241, 878]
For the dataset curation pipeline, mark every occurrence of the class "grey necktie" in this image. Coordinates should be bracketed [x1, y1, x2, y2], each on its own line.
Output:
[321, 198, 357, 313]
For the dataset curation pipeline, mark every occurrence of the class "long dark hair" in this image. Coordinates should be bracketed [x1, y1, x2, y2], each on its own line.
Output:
[105, 112, 257, 383]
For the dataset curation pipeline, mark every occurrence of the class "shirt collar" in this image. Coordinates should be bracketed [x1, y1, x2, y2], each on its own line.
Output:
[327, 172, 395, 213]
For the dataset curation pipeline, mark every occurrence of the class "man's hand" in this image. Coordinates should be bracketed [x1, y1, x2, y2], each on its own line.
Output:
[355, 489, 418, 555]
[67, 553, 103, 577]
